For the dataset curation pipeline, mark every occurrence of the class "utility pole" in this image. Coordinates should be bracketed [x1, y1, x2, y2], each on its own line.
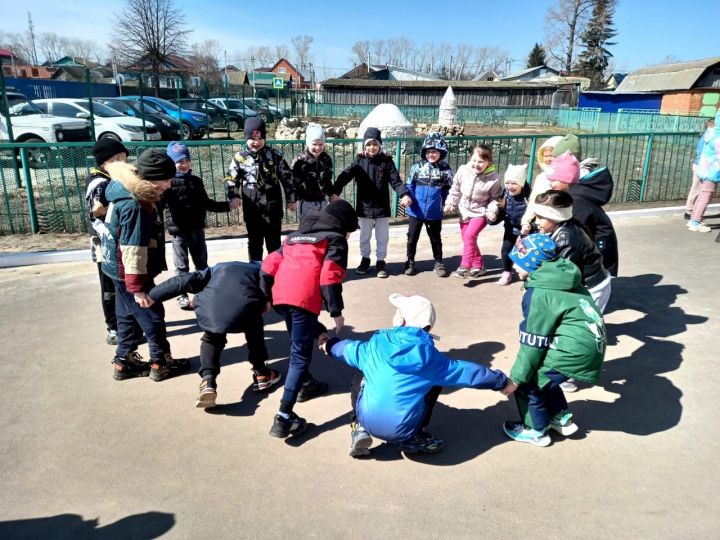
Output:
[27, 12, 39, 66]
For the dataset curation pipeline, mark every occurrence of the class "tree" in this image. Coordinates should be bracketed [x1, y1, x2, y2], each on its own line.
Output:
[527, 43, 547, 68]
[189, 39, 221, 87]
[290, 35, 313, 70]
[349, 40, 370, 66]
[544, 0, 595, 74]
[111, 0, 191, 96]
[577, 0, 618, 89]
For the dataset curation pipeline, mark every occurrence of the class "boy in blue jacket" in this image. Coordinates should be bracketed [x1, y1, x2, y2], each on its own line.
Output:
[321, 293, 513, 457]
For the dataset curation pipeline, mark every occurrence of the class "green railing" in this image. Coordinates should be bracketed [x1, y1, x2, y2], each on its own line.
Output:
[0, 132, 703, 235]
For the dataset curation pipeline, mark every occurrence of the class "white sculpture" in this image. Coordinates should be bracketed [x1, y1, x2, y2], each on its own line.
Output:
[439, 86, 457, 127]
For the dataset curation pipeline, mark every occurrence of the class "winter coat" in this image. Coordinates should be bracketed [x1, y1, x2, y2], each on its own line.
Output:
[405, 134, 453, 221]
[328, 326, 508, 442]
[260, 210, 349, 317]
[225, 145, 295, 223]
[551, 219, 608, 289]
[498, 184, 531, 235]
[164, 170, 230, 235]
[291, 149, 334, 202]
[100, 162, 167, 293]
[696, 122, 720, 182]
[333, 152, 409, 219]
[85, 167, 112, 263]
[446, 164, 502, 221]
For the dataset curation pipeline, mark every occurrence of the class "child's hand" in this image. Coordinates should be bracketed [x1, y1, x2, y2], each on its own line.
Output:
[520, 224, 531, 236]
[333, 315, 345, 335]
[317, 332, 330, 353]
[500, 380, 517, 396]
[287, 202, 297, 212]
[329, 194, 340, 202]
[487, 211, 497, 222]
[400, 195, 412, 208]
[444, 204, 454, 213]
[229, 198, 242, 211]
[134, 293, 154, 308]
[263, 301, 271, 315]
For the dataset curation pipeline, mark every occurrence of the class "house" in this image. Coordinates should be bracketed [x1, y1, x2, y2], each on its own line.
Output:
[474, 70, 501, 82]
[49, 56, 102, 69]
[123, 54, 194, 89]
[51, 65, 113, 83]
[267, 58, 313, 88]
[501, 65, 561, 82]
[604, 72, 627, 90]
[223, 66, 249, 86]
[339, 63, 439, 82]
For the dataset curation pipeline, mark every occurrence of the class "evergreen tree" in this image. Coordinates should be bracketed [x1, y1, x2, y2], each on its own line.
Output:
[577, 0, 618, 89]
[527, 43, 547, 68]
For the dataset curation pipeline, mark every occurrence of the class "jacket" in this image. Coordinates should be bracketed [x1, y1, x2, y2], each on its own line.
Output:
[405, 134, 453, 221]
[329, 326, 508, 442]
[291, 149, 334, 202]
[510, 258, 606, 388]
[85, 167, 112, 263]
[446, 164, 502, 221]
[499, 184, 530, 235]
[149, 262, 267, 334]
[100, 162, 167, 292]
[164, 170, 230, 235]
[551, 219, 608, 289]
[333, 152, 409, 219]
[570, 165, 619, 276]
[260, 210, 349, 317]
[225, 145, 295, 223]
[696, 122, 720, 182]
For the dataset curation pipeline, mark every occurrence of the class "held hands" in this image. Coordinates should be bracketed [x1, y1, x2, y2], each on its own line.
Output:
[229, 198, 242, 211]
[500, 380, 517, 396]
[520, 224, 531, 236]
[400, 195, 412, 208]
[287, 202, 297, 212]
[134, 292, 154, 308]
[486, 211, 497, 223]
[317, 332, 330, 353]
[333, 315, 345, 335]
[263, 301, 271, 315]
[329, 194, 341, 202]
[443, 204, 455, 213]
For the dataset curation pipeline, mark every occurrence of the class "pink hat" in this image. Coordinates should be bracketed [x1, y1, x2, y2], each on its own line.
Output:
[546, 150, 580, 184]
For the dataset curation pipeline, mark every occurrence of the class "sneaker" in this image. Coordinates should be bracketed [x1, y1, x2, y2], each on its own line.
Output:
[195, 378, 217, 409]
[252, 369, 282, 392]
[683, 211, 691, 220]
[433, 261, 447, 277]
[497, 271, 513, 286]
[467, 267, 487, 278]
[269, 412, 307, 438]
[112, 351, 150, 381]
[452, 266, 468, 279]
[502, 421, 551, 447]
[106, 329, 118, 345]
[376, 260, 388, 279]
[548, 410, 579, 436]
[404, 261, 416, 276]
[349, 422, 373, 457]
[560, 380, 578, 393]
[355, 257, 371, 275]
[399, 432, 445, 454]
[177, 295, 194, 311]
[688, 222, 711, 233]
[149, 353, 191, 382]
[297, 377, 329, 403]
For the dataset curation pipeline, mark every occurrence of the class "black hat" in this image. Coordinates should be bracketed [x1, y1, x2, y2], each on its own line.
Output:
[244, 117, 266, 140]
[362, 127, 382, 145]
[136, 149, 176, 181]
[325, 199, 358, 233]
[92, 138, 129, 166]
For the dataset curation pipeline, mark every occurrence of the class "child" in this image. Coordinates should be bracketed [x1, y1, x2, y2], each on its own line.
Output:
[226, 117, 297, 264]
[503, 233, 606, 447]
[165, 141, 231, 310]
[444, 144, 502, 278]
[488, 164, 531, 286]
[320, 292, 513, 457]
[260, 200, 359, 438]
[332, 127, 413, 278]
[684, 118, 715, 220]
[100, 149, 190, 381]
[688, 111, 720, 234]
[291, 124, 337, 218]
[520, 135, 563, 235]
[404, 131, 454, 277]
[148, 261, 281, 408]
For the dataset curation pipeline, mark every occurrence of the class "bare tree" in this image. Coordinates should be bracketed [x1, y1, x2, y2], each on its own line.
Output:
[0, 31, 34, 64]
[371, 39, 385, 65]
[544, 0, 595, 74]
[350, 40, 370, 66]
[190, 39, 221, 87]
[249, 46, 274, 67]
[274, 44, 290, 61]
[38, 33, 65, 64]
[112, 0, 191, 96]
[290, 35, 313, 70]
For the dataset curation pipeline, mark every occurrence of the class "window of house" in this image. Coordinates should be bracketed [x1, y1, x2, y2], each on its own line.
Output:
[278, 67, 286, 74]
[19, 69, 27, 77]
[31, 68, 39, 77]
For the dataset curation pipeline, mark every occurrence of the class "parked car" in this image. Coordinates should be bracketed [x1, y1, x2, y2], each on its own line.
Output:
[96, 98, 181, 141]
[123, 96, 209, 140]
[178, 98, 246, 132]
[207, 98, 259, 127]
[33, 98, 160, 142]
[236, 98, 275, 123]
[248, 97, 289, 119]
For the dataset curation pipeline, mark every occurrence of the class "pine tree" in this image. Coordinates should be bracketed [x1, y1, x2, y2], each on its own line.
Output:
[577, 0, 618, 89]
[526, 43, 547, 68]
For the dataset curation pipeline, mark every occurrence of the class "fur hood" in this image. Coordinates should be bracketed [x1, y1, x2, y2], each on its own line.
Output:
[105, 161, 162, 203]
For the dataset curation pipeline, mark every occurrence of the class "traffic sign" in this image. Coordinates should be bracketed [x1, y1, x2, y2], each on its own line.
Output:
[272, 76, 284, 89]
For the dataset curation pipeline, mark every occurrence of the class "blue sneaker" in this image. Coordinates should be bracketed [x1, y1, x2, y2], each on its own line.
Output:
[349, 422, 373, 457]
[399, 431, 445, 454]
[503, 421, 551, 447]
[548, 411, 579, 436]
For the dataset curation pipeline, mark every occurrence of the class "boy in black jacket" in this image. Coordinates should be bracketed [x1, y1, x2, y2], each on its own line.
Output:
[292, 124, 338, 218]
[165, 142, 231, 310]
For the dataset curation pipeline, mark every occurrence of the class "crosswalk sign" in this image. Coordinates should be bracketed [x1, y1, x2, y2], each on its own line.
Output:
[272, 77, 284, 89]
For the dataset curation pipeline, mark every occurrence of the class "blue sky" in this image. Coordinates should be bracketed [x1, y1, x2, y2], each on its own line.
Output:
[0, 0, 716, 77]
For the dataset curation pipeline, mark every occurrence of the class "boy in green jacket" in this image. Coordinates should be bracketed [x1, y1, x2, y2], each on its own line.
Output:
[503, 233, 606, 447]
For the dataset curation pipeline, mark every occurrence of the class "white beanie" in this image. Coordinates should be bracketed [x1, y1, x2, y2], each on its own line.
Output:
[504, 164, 528, 187]
[305, 123, 325, 146]
[388, 293, 436, 330]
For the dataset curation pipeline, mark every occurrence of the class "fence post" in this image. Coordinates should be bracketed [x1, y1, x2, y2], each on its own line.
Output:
[392, 140, 402, 218]
[527, 136, 538, 185]
[639, 133, 654, 202]
[85, 68, 96, 140]
[138, 74, 147, 142]
[20, 148, 39, 233]
[0, 58, 24, 191]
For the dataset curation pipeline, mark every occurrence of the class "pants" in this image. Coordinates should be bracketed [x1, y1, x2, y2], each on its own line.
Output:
[500, 228, 520, 272]
[97, 263, 117, 331]
[276, 306, 318, 413]
[113, 279, 169, 359]
[460, 217, 488, 269]
[298, 200, 327, 219]
[406, 217, 443, 262]
[588, 274, 612, 314]
[514, 369, 569, 432]
[171, 229, 208, 275]
[358, 217, 390, 260]
[685, 171, 701, 212]
[199, 320, 269, 380]
[245, 211, 282, 263]
[690, 179, 718, 223]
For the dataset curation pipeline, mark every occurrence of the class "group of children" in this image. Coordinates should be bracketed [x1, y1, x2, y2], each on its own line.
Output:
[85, 117, 615, 455]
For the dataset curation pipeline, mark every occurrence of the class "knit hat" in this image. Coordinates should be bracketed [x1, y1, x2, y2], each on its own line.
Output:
[533, 201, 574, 223]
[536, 135, 564, 170]
[166, 141, 191, 163]
[509, 233, 557, 273]
[92, 138, 129, 166]
[546, 150, 581, 184]
[324, 199, 358, 233]
[504, 164, 528, 186]
[305, 123, 325, 146]
[552, 134, 582, 161]
[388, 293, 436, 331]
[136, 149, 176, 181]
[363, 127, 382, 146]
[244, 117, 266, 140]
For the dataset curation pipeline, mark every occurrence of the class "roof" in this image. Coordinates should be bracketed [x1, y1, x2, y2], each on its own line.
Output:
[321, 78, 579, 89]
[51, 56, 101, 68]
[269, 58, 309, 81]
[501, 65, 560, 81]
[0, 47, 16, 59]
[616, 56, 720, 92]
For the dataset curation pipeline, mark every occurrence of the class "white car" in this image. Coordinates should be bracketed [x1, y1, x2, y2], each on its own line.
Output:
[33, 98, 161, 141]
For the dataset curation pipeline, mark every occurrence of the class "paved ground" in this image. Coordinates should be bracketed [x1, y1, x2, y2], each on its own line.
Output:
[0, 212, 718, 539]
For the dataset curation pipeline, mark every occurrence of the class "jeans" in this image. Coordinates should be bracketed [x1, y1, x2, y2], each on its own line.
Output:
[275, 305, 318, 413]
[513, 369, 569, 431]
[358, 217, 390, 260]
[171, 229, 208, 275]
[113, 279, 169, 359]
[406, 217, 443, 262]
[460, 217, 488, 269]
[199, 318, 269, 380]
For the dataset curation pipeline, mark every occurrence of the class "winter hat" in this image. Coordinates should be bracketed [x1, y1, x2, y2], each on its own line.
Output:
[244, 117, 266, 140]
[305, 123, 325, 146]
[546, 150, 581, 184]
[504, 164, 528, 186]
[509, 233, 557, 273]
[532, 201, 574, 223]
[363, 127, 383, 146]
[166, 141, 191, 163]
[536, 135, 564, 170]
[552, 134, 583, 161]
[92, 138, 129, 166]
[136, 149, 176, 181]
[388, 293, 436, 331]
[324, 199, 358, 233]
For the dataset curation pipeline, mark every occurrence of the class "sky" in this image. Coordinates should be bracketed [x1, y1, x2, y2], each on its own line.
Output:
[0, 0, 717, 78]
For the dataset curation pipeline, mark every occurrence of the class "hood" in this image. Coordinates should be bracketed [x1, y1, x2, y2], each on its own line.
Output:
[572, 165, 613, 206]
[536, 135, 564, 171]
[375, 327, 437, 374]
[525, 258, 581, 292]
[297, 210, 347, 235]
[88, 167, 111, 181]
[105, 161, 162, 203]
[420, 132, 448, 160]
